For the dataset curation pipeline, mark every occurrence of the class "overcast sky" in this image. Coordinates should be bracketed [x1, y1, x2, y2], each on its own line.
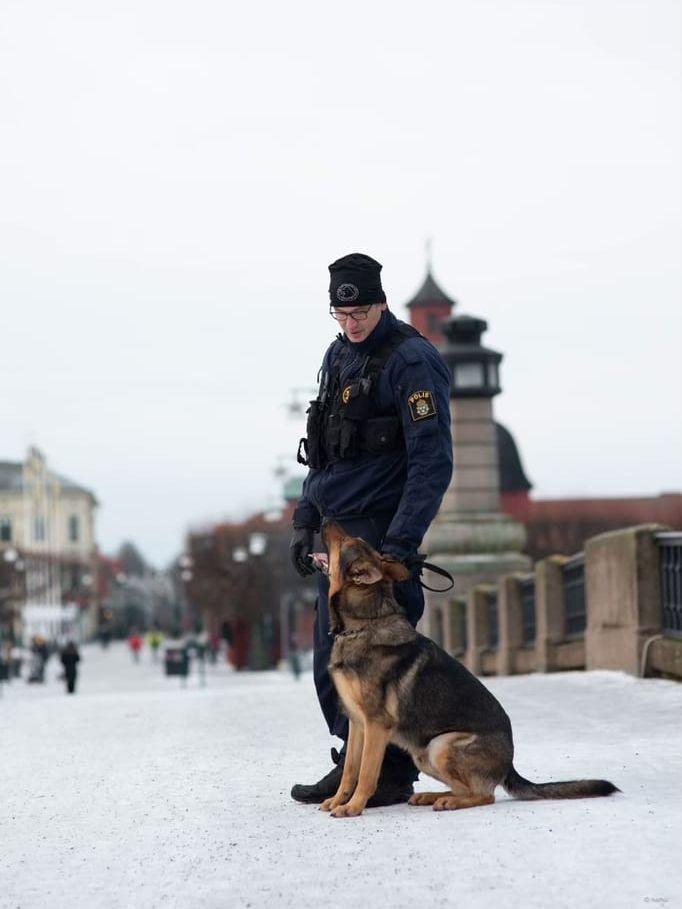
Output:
[1, 0, 680, 567]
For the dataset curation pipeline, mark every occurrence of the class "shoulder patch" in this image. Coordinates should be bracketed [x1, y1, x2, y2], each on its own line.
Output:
[407, 390, 437, 421]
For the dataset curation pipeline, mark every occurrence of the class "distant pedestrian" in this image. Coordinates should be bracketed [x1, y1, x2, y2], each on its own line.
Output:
[208, 632, 220, 664]
[146, 628, 163, 662]
[0, 641, 11, 685]
[127, 631, 143, 663]
[27, 635, 49, 683]
[59, 641, 81, 694]
[288, 631, 302, 681]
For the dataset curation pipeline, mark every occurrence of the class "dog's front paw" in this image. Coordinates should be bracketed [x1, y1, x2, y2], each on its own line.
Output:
[320, 797, 336, 812]
[330, 801, 364, 818]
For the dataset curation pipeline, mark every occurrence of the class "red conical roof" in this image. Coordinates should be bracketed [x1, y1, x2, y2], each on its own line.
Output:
[405, 269, 457, 310]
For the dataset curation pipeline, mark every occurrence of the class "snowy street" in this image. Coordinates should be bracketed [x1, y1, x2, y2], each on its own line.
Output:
[2, 643, 681, 909]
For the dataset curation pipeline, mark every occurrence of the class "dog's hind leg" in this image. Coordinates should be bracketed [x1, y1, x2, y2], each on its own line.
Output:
[320, 718, 364, 812]
[408, 781, 469, 807]
[409, 791, 452, 806]
[330, 721, 392, 818]
[407, 740, 471, 806]
[432, 791, 495, 811]
[426, 731, 503, 812]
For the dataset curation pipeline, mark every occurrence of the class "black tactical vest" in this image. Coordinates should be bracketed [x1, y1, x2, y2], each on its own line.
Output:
[297, 323, 420, 469]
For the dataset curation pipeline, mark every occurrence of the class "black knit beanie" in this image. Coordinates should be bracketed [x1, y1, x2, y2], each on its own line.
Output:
[328, 253, 386, 307]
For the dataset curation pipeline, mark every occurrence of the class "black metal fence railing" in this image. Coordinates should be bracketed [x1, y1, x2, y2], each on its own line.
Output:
[656, 532, 682, 639]
[485, 588, 499, 650]
[519, 575, 536, 646]
[562, 554, 586, 638]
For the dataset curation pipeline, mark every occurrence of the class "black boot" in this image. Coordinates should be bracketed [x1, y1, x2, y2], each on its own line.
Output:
[291, 748, 345, 804]
[365, 779, 414, 807]
[366, 763, 414, 808]
[365, 745, 416, 807]
[291, 747, 415, 807]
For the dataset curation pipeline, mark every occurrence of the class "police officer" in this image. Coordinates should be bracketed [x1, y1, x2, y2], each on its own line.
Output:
[289, 252, 453, 806]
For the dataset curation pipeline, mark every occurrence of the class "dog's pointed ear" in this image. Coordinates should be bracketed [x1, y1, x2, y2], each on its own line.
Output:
[380, 558, 411, 583]
[350, 561, 383, 585]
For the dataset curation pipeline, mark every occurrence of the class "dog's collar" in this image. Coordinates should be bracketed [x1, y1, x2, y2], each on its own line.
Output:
[330, 603, 404, 638]
[331, 626, 369, 639]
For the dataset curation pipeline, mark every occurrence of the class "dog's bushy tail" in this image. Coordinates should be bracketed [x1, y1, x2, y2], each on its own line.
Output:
[503, 765, 619, 800]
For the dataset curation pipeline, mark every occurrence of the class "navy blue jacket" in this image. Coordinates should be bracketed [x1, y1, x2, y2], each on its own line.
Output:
[292, 310, 453, 558]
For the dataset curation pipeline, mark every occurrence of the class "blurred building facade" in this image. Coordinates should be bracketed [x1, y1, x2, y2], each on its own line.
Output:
[0, 446, 99, 644]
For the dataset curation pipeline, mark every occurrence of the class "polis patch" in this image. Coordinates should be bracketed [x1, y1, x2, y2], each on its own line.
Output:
[407, 390, 436, 421]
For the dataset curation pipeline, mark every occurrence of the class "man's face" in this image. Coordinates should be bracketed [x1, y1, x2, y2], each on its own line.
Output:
[331, 302, 387, 343]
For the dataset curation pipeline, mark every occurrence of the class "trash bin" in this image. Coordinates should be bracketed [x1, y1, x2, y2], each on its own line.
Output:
[0, 660, 10, 682]
[164, 647, 189, 677]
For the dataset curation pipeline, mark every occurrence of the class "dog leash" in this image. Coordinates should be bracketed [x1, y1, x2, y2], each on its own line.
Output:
[408, 554, 455, 593]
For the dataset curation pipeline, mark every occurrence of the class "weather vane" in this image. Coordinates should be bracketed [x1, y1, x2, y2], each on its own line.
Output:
[425, 236, 433, 272]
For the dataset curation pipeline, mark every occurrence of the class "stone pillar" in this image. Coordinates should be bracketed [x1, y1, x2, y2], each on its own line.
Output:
[585, 524, 665, 675]
[427, 604, 445, 649]
[441, 598, 454, 654]
[464, 585, 489, 675]
[497, 574, 524, 676]
[535, 555, 567, 672]
[444, 596, 467, 657]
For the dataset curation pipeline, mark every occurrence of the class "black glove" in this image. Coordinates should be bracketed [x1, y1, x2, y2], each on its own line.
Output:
[380, 547, 422, 580]
[380, 537, 416, 565]
[290, 527, 315, 577]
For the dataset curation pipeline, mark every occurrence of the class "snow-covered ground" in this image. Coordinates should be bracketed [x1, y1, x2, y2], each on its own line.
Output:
[2, 643, 680, 909]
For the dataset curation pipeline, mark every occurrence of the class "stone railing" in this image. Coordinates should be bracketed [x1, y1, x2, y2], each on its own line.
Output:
[446, 524, 681, 680]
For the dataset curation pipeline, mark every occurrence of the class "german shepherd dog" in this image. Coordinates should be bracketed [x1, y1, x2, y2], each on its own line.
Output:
[317, 521, 618, 818]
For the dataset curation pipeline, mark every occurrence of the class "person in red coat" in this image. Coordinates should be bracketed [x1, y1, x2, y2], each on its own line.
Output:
[127, 631, 143, 663]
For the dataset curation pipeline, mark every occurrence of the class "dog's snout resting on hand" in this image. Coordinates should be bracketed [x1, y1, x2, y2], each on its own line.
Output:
[318, 521, 619, 819]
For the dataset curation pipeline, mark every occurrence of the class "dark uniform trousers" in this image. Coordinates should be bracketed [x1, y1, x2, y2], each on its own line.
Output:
[312, 513, 424, 783]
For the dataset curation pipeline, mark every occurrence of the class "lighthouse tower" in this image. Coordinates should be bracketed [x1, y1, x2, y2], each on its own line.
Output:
[403, 257, 530, 647]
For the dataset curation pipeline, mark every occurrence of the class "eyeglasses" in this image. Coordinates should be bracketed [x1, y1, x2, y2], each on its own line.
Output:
[329, 304, 376, 322]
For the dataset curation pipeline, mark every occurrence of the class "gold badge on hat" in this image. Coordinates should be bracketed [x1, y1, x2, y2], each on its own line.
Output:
[407, 390, 436, 421]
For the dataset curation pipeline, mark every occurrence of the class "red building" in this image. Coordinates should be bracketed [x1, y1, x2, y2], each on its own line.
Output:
[185, 482, 316, 670]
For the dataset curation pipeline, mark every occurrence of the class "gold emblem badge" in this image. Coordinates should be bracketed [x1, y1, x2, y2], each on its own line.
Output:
[407, 390, 436, 421]
[342, 385, 352, 405]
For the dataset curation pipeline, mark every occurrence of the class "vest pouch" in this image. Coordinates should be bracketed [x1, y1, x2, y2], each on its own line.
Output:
[342, 380, 372, 421]
[304, 400, 325, 469]
[339, 416, 361, 460]
[363, 416, 402, 455]
[326, 412, 341, 462]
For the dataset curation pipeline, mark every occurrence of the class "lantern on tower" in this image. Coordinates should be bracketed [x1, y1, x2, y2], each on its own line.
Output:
[440, 315, 502, 398]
